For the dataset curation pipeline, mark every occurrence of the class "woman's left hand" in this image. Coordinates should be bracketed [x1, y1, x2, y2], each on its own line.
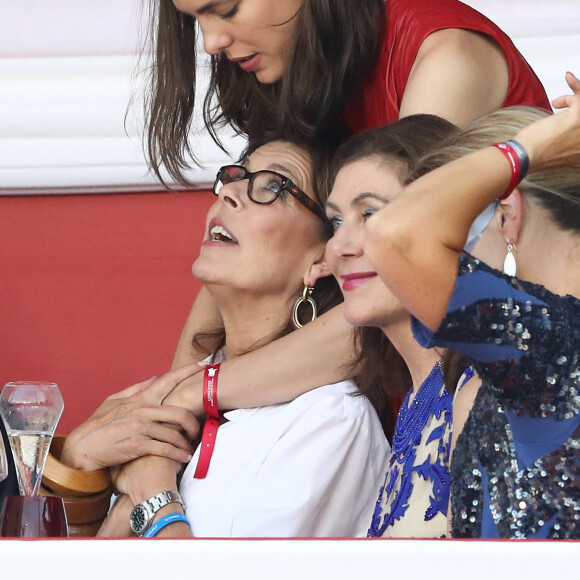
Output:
[517, 72, 580, 171]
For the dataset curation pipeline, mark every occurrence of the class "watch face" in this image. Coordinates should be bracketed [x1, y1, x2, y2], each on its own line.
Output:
[130, 505, 148, 534]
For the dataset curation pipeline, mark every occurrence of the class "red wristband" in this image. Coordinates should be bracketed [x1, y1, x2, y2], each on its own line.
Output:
[194, 364, 221, 479]
[492, 141, 529, 200]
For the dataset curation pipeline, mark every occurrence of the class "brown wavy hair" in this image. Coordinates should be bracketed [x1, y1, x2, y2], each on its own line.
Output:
[331, 114, 459, 438]
[144, 0, 384, 186]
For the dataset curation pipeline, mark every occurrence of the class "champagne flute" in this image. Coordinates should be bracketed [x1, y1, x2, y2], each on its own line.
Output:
[0, 381, 68, 537]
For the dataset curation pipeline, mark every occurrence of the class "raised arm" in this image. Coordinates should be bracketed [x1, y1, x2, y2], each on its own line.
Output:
[400, 29, 509, 127]
[365, 73, 580, 332]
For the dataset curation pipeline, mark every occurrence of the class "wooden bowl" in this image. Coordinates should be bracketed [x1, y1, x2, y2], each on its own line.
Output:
[42, 434, 111, 497]
[40, 484, 112, 525]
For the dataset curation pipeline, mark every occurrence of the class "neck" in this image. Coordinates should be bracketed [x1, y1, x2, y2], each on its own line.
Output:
[380, 318, 441, 392]
[519, 211, 580, 298]
[211, 289, 294, 359]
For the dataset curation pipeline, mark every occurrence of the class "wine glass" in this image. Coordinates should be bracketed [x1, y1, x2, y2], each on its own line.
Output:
[0, 381, 68, 537]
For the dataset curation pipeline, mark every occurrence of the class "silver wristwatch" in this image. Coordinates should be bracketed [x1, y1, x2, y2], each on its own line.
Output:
[129, 490, 185, 536]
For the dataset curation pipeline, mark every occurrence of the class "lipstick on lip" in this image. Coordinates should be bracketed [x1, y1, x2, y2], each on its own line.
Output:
[340, 271, 377, 291]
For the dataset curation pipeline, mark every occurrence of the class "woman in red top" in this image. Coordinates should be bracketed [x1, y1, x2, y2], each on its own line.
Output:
[147, 0, 550, 185]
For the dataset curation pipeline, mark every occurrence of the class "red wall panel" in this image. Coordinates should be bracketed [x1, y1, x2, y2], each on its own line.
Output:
[0, 191, 214, 433]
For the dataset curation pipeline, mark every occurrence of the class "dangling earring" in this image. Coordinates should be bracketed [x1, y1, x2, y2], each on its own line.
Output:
[503, 242, 517, 276]
[291, 284, 318, 329]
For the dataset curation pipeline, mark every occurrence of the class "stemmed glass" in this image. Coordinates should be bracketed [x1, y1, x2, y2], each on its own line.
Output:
[0, 381, 68, 537]
[0, 433, 8, 483]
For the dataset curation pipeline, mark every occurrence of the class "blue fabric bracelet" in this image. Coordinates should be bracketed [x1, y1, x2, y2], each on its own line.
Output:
[505, 139, 530, 179]
[143, 512, 191, 538]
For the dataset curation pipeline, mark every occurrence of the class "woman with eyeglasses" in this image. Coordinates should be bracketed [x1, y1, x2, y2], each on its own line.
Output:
[73, 137, 389, 538]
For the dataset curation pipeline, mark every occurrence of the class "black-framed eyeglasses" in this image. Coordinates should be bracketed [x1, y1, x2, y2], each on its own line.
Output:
[213, 165, 329, 223]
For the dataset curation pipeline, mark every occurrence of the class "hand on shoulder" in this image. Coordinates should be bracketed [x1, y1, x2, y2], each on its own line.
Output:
[61, 366, 201, 471]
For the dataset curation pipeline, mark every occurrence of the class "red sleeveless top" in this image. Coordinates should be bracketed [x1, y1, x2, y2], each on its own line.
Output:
[341, 0, 551, 133]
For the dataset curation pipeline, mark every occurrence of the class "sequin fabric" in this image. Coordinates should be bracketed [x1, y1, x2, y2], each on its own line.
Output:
[415, 254, 580, 538]
[368, 363, 453, 537]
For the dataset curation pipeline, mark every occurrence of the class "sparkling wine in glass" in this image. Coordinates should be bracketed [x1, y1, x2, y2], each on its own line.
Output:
[0, 381, 67, 537]
[0, 382, 64, 497]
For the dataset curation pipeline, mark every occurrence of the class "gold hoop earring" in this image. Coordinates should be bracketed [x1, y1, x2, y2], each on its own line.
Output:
[291, 284, 318, 329]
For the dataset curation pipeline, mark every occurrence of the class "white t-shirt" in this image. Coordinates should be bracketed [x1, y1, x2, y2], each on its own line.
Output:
[179, 380, 390, 537]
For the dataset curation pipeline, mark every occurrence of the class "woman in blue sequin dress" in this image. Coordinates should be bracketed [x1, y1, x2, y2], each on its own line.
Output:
[364, 72, 580, 538]
[325, 114, 475, 537]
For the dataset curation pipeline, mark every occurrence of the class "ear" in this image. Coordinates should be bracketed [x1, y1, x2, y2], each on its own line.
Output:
[303, 258, 332, 287]
[498, 187, 523, 245]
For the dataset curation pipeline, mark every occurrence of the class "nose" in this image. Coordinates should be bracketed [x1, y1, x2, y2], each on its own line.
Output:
[200, 19, 234, 56]
[217, 180, 247, 210]
[326, 222, 364, 264]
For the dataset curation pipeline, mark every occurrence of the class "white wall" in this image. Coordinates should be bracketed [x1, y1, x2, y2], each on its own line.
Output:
[1, 0, 579, 194]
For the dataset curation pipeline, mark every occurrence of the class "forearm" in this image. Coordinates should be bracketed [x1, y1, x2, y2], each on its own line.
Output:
[216, 304, 354, 408]
[166, 304, 355, 415]
[172, 286, 223, 369]
[365, 146, 513, 330]
[370, 146, 512, 254]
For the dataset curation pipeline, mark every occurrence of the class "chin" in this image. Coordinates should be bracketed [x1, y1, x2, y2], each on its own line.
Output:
[192, 257, 216, 284]
[255, 68, 283, 84]
[343, 306, 375, 328]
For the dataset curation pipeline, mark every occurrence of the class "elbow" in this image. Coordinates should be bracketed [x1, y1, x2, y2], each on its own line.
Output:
[365, 211, 415, 266]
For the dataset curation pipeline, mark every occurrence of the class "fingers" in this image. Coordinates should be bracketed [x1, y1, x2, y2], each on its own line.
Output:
[566, 71, 580, 93]
[115, 433, 193, 464]
[108, 376, 157, 400]
[139, 363, 205, 406]
[140, 405, 201, 441]
[163, 373, 205, 416]
[552, 95, 575, 111]
[552, 72, 580, 111]
[137, 438, 194, 464]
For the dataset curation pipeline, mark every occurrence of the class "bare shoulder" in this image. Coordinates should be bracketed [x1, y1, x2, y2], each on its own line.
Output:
[400, 28, 509, 125]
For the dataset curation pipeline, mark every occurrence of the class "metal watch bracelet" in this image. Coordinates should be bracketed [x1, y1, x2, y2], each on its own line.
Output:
[129, 490, 185, 536]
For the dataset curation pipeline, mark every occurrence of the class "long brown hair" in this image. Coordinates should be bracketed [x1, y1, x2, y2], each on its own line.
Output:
[144, 0, 384, 186]
[331, 115, 459, 438]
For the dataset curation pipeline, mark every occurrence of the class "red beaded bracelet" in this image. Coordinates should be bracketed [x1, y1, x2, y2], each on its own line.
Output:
[491, 140, 530, 200]
[193, 363, 221, 479]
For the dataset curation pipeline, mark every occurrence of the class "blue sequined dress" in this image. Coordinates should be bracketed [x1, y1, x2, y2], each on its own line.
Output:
[412, 254, 580, 539]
